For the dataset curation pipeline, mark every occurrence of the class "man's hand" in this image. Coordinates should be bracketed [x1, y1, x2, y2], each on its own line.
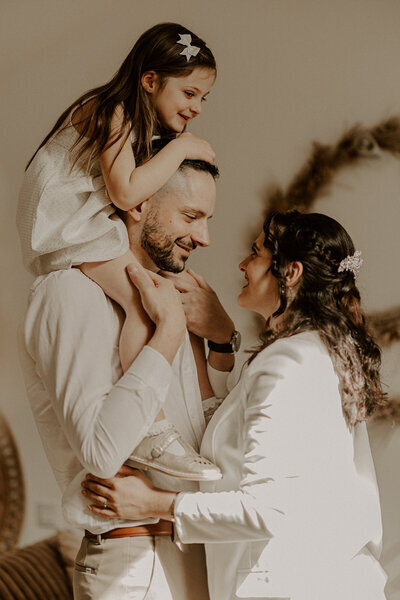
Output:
[81, 466, 177, 521]
[161, 269, 235, 343]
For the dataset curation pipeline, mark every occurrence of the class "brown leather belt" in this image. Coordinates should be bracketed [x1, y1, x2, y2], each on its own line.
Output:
[85, 520, 173, 540]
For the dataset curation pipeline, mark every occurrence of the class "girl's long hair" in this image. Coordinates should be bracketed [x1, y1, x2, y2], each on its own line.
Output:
[26, 22, 216, 172]
[251, 210, 385, 426]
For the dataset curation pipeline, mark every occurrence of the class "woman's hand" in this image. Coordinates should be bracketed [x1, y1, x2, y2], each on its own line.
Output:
[175, 132, 216, 164]
[81, 466, 177, 521]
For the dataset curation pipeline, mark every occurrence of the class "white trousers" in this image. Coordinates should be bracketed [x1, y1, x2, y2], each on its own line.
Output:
[73, 534, 209, 600]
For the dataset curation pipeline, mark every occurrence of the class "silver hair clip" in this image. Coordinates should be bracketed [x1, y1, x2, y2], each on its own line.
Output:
[177, 33, 200, 62]
[338, 250, 363, 279]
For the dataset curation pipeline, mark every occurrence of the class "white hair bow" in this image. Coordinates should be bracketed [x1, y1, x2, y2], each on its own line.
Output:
[177, 33, 200, 62]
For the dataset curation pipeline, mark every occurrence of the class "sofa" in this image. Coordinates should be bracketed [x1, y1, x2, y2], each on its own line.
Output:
[0, 531, 80, 599]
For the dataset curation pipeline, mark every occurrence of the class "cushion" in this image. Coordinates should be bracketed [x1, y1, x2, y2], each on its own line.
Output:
[0, 536, 72, 599]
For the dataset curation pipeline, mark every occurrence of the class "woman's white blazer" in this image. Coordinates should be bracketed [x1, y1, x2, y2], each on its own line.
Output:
[174, 331, 387, 600]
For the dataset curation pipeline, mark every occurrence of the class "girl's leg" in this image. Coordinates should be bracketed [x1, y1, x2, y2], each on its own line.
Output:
[81, 250, 153, 368]
[80, 252, 221, 481]
[82, 251, 165, 427]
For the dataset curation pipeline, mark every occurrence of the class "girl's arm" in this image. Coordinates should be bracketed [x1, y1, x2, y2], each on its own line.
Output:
[100, 105, 215, 211]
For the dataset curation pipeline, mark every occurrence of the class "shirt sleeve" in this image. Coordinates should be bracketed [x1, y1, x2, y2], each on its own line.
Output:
[23, 271, 172, 478]
[174, 344, 306, 544]
[206, 361, 238, 399]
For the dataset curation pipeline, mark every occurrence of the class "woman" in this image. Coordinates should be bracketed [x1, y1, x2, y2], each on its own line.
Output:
[82, 210, 387, 600]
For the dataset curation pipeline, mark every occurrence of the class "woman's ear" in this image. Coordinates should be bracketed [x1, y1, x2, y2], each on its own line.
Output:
[285, 261, 303, 287]
[141, 71, 159, 94]
[127, 200, 148, 222]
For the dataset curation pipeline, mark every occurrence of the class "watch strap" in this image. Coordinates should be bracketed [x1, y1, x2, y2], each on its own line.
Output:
[207, 340, 234, 353]
[208, 330, 241, 354]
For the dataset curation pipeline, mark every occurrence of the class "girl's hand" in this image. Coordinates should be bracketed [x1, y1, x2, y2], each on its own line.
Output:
[176, 132, 216, 164]
[81, 467, 177, 521]
[127, 263, 185, 330]
[127, 263, 186, 363]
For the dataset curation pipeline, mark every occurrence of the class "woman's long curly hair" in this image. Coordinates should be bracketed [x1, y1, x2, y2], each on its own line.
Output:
[251, 210, 385, 426]
[26, 22, 216, 172]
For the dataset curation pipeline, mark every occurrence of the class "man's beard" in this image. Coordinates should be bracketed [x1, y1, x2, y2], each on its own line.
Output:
[141, 210, 195, 273]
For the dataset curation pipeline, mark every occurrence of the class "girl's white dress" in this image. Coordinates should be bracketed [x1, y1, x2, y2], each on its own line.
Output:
[17, 120, 129, 276]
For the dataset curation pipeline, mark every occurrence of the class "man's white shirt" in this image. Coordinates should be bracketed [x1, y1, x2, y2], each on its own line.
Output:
[20, 268, 219, 532]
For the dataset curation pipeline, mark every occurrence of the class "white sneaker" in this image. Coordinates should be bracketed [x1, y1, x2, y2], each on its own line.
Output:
[125, 424, 222, 481]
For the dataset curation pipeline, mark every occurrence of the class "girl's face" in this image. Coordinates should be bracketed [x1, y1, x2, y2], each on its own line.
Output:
[150, 68, 215, 132]
[238, 232, 281, 320]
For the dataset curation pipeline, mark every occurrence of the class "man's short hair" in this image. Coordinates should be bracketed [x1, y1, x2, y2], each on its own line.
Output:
[151, 138, 219, 180]
[116, 138, 219, 221]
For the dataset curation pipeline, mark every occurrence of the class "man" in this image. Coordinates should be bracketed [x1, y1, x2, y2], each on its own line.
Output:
[19, 153, 237, 599]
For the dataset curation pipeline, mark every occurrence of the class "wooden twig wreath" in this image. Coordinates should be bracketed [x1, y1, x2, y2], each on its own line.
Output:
[264, 116, 400, 425]
[368, 306, 400, 347]
[0, 412, 25, 551]
[373, 395, 400, 427]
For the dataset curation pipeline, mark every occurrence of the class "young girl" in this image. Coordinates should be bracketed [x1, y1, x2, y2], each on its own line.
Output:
[17, 22, 221, 481]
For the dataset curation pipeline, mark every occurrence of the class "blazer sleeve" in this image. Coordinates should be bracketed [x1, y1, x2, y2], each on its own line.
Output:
[174, 341, 306, 544]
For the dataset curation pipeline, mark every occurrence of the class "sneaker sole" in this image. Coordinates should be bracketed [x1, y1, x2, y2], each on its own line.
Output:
[125, 457, 222, 481]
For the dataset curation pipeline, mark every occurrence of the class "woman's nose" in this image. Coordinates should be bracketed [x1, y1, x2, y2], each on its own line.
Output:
[239, 256, 250, 271]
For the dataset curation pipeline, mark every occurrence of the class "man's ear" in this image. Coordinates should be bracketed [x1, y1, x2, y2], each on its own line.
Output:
[127, 200, 148, 222]
[285, 261, 303, 287]
[141, 71, 159, 94]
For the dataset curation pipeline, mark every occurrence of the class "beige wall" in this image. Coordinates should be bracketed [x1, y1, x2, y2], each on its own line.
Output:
[1, 0, 399, 596]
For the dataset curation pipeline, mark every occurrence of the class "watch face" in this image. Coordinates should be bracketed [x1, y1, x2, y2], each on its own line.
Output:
[231, 330, 241, 352]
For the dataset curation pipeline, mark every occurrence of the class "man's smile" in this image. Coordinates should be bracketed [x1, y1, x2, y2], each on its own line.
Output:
[175, 240, 196, 255]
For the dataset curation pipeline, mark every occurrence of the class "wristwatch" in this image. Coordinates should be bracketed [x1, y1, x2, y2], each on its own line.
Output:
[207, 330, 241, 354]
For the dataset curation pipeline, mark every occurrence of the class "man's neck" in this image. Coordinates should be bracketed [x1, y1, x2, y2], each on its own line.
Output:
[128, 239, 159, 272]
[126, 215, 159, 272]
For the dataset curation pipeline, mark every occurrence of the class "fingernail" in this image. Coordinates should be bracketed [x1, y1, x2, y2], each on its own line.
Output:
[127, 265, 138, 274]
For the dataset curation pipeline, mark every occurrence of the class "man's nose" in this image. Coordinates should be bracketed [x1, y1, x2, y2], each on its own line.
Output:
[192, 222, 210, 247]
